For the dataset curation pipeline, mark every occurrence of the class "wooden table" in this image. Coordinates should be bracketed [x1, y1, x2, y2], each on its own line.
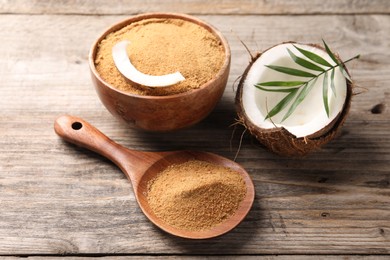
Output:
[1, 0, 389, 258]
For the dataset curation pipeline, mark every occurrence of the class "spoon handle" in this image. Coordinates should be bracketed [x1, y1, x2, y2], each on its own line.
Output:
[54, 115, 151, 177]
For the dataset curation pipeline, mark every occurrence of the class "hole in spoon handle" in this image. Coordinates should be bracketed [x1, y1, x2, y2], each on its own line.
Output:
[54, 115, 128, 164]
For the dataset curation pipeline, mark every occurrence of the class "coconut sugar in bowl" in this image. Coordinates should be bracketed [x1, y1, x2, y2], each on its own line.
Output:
[89, 13, 231, 131]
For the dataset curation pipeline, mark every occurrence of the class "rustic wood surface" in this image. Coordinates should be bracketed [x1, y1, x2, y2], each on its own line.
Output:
[0, 0, 389, 257]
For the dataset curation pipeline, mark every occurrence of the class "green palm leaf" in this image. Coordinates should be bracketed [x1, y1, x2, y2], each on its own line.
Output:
[282, 79, 317, 122]
[330, 69, 336, 96]
[322, 39, 351, 82]
[339, 55, 359, 82]
[265, 88, 299, 120]
[293, 44, 332, 67]
[266, 65, 316, 77]
[339, 65, 351, 81]
[257, 41, 359, 121]
[256, 81, 305, 87]
[322, 39, 339, 65]
[287, 49, 325, 72]
[255, 85, 298, 93]
[323, 71, 330, 117]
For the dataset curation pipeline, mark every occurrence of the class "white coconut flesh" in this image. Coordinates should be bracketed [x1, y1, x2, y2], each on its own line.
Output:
[242, 43, 347, 138]
[112, 40, 185, 87]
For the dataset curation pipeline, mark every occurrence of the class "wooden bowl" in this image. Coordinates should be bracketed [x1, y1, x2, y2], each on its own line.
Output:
[89, 13, 231, 131]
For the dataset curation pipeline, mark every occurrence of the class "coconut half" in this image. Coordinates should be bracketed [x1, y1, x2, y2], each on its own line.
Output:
[112, 40, 185, 87]
[236, 42, 353, 156]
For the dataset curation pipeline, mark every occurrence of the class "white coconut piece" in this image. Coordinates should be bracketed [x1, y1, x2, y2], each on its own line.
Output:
[112, 40, 185, 87]
[241, 43, 347, 138]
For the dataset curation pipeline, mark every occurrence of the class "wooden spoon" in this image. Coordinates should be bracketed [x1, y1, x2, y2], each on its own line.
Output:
[54, 115, 255, 239]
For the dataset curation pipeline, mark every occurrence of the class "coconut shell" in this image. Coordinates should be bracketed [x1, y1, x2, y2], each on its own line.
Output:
[235, 43, 353, 157]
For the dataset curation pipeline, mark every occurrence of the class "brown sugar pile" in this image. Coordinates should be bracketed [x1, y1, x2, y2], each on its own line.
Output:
[95, 18, 225, 96]
[147, 160, 247, 231]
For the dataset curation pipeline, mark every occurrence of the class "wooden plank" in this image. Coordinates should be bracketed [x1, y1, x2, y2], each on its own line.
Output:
[0, 13, 389, 255]
[1, 0, 390, 15]
[2, 257, 390, 259]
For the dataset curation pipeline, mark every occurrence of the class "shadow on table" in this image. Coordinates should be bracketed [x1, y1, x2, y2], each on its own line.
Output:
[126, 94, 239, 153]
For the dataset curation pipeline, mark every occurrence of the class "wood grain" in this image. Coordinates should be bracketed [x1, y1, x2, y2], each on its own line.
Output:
[0, 8, 389, 257]
[1, 0, 390, 15]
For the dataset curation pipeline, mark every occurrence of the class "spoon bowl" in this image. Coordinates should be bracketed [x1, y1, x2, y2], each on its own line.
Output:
[54, 115, 255, 239]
